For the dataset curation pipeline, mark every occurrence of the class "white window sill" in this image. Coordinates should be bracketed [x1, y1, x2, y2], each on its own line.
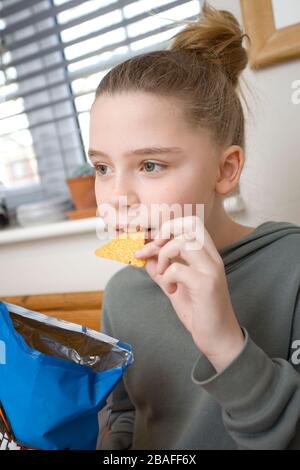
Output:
[0, 217, 104, 245]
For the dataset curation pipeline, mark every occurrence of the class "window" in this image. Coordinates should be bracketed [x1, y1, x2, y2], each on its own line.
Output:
[0, 0, 203, 211]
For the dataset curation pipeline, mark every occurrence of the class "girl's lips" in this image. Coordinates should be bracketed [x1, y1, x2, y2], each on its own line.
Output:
[115, 227, 155, 241]
[116, 226, 152, 233]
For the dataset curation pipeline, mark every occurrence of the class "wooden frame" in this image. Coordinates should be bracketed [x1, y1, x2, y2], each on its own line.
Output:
[0, 291, 103, 331]
[240, 0, 300, 69]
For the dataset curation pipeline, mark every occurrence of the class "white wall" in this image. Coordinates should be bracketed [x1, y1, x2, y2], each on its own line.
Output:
[210, 0, 300, 227]
[0, 228, 122, 296]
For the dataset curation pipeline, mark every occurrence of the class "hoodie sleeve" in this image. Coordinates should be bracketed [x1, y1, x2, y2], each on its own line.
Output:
[191, 298, 300, 450]
[97, 296, 135, 450]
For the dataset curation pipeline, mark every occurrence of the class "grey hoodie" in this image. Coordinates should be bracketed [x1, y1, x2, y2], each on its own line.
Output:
[97, 220, 300, 450]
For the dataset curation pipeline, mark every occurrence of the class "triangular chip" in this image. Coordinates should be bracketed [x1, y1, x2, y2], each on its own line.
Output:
[95, 230, 146, 267]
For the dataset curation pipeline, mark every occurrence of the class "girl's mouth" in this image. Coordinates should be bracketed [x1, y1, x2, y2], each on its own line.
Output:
[116, 225, 152, 233]
[115, 226, 155, 241]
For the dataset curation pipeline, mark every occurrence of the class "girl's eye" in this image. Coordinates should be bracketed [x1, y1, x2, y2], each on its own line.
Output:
[142, 161, 166, 173]
[94, 164, 111, 176]
[94, 161, 166, 176]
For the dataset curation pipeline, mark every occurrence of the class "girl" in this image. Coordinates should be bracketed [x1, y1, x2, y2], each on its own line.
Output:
[89, 3, 300, 450]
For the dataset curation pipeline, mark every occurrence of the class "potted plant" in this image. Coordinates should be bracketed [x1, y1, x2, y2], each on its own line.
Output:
[66, 163, 97, 212]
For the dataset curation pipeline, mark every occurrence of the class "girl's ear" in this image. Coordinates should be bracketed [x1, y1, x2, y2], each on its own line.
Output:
[215, 145, 244, 196]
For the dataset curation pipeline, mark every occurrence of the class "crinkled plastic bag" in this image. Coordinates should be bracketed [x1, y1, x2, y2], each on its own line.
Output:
[0, 301, 134, 450]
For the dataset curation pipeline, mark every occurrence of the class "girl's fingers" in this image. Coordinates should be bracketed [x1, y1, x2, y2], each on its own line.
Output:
[134, 216, 222, 269]
[155, 216, 222, 265]
[134, 236, 168, 258]
[162, 262, 199, 293]
[156, 235, 217, 275]
[134, 217, 194, 258]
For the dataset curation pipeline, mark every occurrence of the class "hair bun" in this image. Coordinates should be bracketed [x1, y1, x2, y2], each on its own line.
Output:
[169, 2, 249, 88]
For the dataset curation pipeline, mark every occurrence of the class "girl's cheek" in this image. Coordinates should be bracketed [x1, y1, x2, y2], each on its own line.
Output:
[95, 181, 105, 205]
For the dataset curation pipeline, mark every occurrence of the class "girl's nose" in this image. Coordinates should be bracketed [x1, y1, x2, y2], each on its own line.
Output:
[110, 178, 139, 209]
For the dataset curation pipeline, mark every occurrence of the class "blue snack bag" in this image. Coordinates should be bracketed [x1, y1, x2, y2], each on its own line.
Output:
[0, 301, 134, 450]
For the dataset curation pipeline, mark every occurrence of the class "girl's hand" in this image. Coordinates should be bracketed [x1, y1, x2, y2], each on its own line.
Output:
[134, 216, 245, 373]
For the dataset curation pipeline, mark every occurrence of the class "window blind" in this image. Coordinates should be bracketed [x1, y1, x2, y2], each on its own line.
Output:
[0, 0, 202, 209]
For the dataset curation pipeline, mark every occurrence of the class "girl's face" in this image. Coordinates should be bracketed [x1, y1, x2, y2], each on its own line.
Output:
[89, 92, 220, 238]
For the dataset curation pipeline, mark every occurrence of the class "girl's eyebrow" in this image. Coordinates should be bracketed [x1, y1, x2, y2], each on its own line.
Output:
[88, 146, 184, 160]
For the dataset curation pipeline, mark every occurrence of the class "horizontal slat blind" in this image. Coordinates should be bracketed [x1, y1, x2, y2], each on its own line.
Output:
[0, 0, 202, 200]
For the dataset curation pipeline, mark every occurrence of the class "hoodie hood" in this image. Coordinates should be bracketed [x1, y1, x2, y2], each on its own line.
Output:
[219, 220, 300, 274]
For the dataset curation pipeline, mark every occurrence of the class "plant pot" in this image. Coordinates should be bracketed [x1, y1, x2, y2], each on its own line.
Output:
[66, 175, 97, 210]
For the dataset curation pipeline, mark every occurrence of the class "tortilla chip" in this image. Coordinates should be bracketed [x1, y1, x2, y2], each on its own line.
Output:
[95, 230, 146, 267]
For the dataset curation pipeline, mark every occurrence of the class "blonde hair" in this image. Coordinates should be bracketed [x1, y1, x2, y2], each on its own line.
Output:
[95, 2, 250, 150]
